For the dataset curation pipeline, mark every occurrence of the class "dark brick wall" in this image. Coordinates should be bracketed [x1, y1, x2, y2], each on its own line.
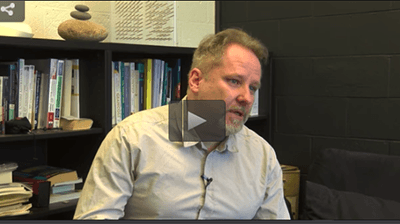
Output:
[219, 1, 400, 173]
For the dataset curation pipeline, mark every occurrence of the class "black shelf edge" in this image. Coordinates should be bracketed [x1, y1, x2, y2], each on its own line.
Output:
[0, 36, 196, 55]
[0, 128, 103, 142]
[247, 115, 268, 121]
[2, 199, 78, 220]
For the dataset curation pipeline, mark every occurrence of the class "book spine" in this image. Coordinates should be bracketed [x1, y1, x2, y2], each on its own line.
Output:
[22, 65, 30, 121]
[111, 62, 115, 126]
[114, 62, 122, 124]
[61, 60, 72, 117]
[26, 65, 35, 126]
[130, 62, 136, 114]
[47, 59, 58, 129]
[120, 61, 125, 120]
[151, 59, 158, 108]
[159, 60, 165, 107]
[145, 59, 152, 110]
[37, 73, 49, 130]
[34, 71, 42, 130]
[124, 62, 130, 118]
[137, 63, 144, 111]
[71, 59, 80, 118]
[17, 59, 24, 118]
[250, 89, 259, 116]
[8, 64, 16, 120]
[161, 62, 168, 106]
[0, 77, 3, 133]
[54, 60, 64, 128]
[30, 67, 37, 129]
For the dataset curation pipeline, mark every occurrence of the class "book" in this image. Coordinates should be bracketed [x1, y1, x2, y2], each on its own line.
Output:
[111, 62, 116, 126]
[0, 162, 18, 185]
[137, 62, 145, 111]
[49, 189, 81, 204]
[144, 59, 152, 110]
[16, 59, 25, 119]
[8, 63, 17, 120]
[123, 62, 130, 119]
[25, 65, 35, 127]
[130, 62, 139, 114]
[12, 174, 50, 208]
[60, 116, 93, 131]
[250, 89, 259, 117]
[26, 58, 58, 129]
[161, 62, 168, 106]
[54, 60, 65, 128]
[0, 203, 32, 218]
[120, 61, 125, 120]
[70, 59, 80, 118]
[0, 182, 33, 213]
[171, 59, 181, 101]
[13, 165, 79, 187]
[51, 177, 82, 194]
[37, 72, 49, 130]
[33, 71, 42, 130]
[61, 59, 73, 117]
[113, 61, 122, 124]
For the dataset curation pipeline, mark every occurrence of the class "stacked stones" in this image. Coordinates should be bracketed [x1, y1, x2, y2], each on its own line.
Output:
[58, 4, 108, 42]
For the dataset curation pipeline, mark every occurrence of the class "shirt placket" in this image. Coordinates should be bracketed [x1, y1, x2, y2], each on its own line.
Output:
[197, 149, 215, 219]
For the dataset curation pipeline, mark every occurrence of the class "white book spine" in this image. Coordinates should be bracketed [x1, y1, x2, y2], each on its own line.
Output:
[114, 62, 122, 124]
[17, 59, 25, 118]
[47, 59, 58, 129]
[62, 60, 73, 117]
[22, 66, 31, 120]
[30, 68, 37, 128]
[130, 62, 137, 113]
[71, 59, 80, 118]
[250, 89, 259, 116]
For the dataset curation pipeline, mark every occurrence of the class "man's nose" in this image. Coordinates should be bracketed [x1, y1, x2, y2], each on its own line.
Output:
[237, 86, 252, 105]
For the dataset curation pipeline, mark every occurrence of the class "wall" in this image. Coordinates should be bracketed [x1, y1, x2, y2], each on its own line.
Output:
[220, 1, 400, 173]
[23, 1, 215, 48]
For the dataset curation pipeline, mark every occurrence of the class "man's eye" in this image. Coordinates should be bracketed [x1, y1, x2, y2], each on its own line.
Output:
[250, 86, 257, 92]
[229, 79, 239, 85]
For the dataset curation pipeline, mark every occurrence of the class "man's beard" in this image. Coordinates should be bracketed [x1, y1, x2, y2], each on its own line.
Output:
[225, 115, 249, 135]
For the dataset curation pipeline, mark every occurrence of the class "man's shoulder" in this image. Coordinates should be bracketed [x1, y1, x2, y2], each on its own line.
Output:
[119, 105, 169, 126]
[233, 125, 274, 153]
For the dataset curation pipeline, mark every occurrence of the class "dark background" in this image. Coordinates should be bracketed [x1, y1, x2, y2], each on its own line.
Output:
[218, 1, 400, 174]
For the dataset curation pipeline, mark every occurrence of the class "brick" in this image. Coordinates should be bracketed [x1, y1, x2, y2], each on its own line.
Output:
[280, 18, 315, 56]
[220, 1, 247, 24]
[273, 133, 312, 173]
[347, 99, 400, 140]
[224, 21, 280, 54]
[274, 58, 313, 96]
[312, 57, 389, 97]
[389, 142, 400, 156]
[313, 1, 391, 16]
[276, 96, 347, 136]
[247, 1, 312, 21]
[312, 15, 354, 56]
[389, 56, 400, 97]
[312, 137, 389, 162]
[349, 11, 400, 55]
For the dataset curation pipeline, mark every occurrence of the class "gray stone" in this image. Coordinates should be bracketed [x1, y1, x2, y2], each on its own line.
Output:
[70, 11, 91, 20]
[58, 19, 108, 42]
[75, 4, 89, 12]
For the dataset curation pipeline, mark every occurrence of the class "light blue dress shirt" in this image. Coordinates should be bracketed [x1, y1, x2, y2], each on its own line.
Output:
[73, 100, 290, 220]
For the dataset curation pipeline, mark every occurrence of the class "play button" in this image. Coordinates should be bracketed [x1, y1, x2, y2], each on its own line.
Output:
[188, 112, 206, 130]
[168, 99, 226, 142]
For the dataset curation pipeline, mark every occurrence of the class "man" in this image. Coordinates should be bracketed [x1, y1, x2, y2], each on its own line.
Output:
[73, 28, 290, 220]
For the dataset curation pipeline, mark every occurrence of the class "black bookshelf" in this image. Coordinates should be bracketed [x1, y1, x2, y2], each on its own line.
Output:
[0, 36, 195, 219]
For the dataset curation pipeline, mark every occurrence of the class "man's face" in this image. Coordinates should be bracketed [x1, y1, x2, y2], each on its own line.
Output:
[195, 44, 262, 135]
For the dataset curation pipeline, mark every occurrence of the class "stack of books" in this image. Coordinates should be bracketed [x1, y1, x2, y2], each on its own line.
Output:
[13, 165, 82, 205]
[0, 162, 33, 218]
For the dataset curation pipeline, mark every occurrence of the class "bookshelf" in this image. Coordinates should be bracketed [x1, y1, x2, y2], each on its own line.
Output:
[0, 36, 195, 219]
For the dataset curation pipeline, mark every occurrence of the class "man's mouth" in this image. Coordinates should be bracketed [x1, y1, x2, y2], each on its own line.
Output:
[228, 109, 244, 117]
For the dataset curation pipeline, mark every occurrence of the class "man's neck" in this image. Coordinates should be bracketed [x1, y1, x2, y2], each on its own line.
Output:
[203, 141, 220, 153]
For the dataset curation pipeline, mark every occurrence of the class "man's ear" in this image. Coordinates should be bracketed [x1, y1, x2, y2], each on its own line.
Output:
[188, 68, 202, 94]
